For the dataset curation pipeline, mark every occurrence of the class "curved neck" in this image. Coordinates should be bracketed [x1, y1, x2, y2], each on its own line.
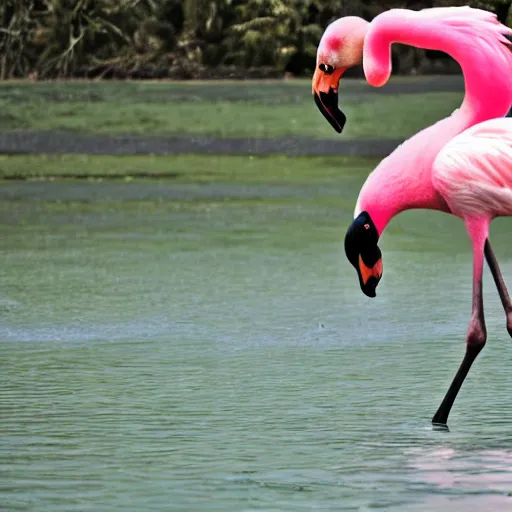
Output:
[357, 108, 470, 237]
[363, 8, 512, 121]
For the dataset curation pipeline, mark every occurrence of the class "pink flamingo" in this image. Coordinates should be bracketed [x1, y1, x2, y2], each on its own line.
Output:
[312, 7, 512, 427]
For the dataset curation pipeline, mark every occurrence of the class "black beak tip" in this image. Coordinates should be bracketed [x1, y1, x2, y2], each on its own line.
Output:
[333, 121, 343, 134]
[361, 276, 380, 298]
[362, 288, 377, 298]
[314, 90, 346, 134]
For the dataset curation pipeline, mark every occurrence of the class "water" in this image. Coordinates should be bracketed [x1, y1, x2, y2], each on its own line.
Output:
[2, 182, 512, 511]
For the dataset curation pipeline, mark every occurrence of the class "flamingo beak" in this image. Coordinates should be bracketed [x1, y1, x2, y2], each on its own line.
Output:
[358, 254, 383, 298]
[312, 66, 346, 133]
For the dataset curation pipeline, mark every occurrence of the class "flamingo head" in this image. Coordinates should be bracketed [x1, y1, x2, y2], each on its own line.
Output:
[313, 17, 369, 133]
[344, 211, 382, 298]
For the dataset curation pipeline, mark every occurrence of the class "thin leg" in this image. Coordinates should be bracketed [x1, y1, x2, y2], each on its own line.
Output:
[484, 239, 512, 337]
[431, 343, 484, 426]
[432, 224, 488, 427]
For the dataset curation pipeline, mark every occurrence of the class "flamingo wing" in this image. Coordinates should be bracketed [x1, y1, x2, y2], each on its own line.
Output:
[432, 118, 512, 217]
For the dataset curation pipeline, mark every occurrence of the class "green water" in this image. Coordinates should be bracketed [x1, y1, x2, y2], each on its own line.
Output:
[2, 181, 512, 511]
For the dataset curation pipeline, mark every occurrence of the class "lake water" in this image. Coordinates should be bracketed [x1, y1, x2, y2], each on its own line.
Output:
[2, 180, 512, 511]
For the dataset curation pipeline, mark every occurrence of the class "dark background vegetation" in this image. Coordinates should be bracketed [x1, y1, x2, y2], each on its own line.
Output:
[1, 0, 511, 80]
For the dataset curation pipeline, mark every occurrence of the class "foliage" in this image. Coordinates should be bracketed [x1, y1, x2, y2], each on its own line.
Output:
[0, 0, 510, 79]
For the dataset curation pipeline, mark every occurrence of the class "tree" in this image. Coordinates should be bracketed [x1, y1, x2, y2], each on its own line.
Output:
[0, 0, 35, 79]
[0, 0, 511, 79]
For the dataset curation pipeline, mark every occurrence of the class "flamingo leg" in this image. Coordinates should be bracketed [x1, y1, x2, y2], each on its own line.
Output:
[432, 223, 488, 427]
[484, 240, 512, 337]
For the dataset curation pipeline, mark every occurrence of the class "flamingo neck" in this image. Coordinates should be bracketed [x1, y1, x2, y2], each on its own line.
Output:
[363, 9, 512, 120]
[355, 109, 472, 236]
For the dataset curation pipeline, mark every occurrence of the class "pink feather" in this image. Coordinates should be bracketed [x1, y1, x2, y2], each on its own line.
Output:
[433, 118, 512, 218]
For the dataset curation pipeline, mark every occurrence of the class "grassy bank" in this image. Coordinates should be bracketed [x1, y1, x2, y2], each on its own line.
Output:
[0, 80, 462, 140]
[0, 154, 378, 183]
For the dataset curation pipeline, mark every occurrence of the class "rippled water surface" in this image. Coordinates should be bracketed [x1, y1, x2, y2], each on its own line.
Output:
[2, 182, 512, 511]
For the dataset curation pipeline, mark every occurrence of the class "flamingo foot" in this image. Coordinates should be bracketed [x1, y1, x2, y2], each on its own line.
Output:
[432, 422, 450, 432]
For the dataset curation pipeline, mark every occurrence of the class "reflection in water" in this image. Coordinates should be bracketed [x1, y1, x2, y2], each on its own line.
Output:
[407, 447, 512, 492]
[396, 495, 512, 512]
[2, 193, 512, 511]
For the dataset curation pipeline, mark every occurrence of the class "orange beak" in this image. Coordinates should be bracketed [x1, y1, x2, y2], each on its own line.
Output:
[359, 255, 383, 285]
[312, 66, 347, 133]
[358, 255, 383, 298]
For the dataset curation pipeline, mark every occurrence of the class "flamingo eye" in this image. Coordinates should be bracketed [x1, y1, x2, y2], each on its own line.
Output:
[318, 63, 334, 75]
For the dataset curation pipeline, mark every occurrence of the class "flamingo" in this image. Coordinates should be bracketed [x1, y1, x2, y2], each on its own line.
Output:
[312, 7, 512, 427]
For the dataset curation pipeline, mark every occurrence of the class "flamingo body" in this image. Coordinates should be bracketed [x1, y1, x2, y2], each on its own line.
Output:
[313, 6, 512, 427]
[433, 118, 512, 218]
